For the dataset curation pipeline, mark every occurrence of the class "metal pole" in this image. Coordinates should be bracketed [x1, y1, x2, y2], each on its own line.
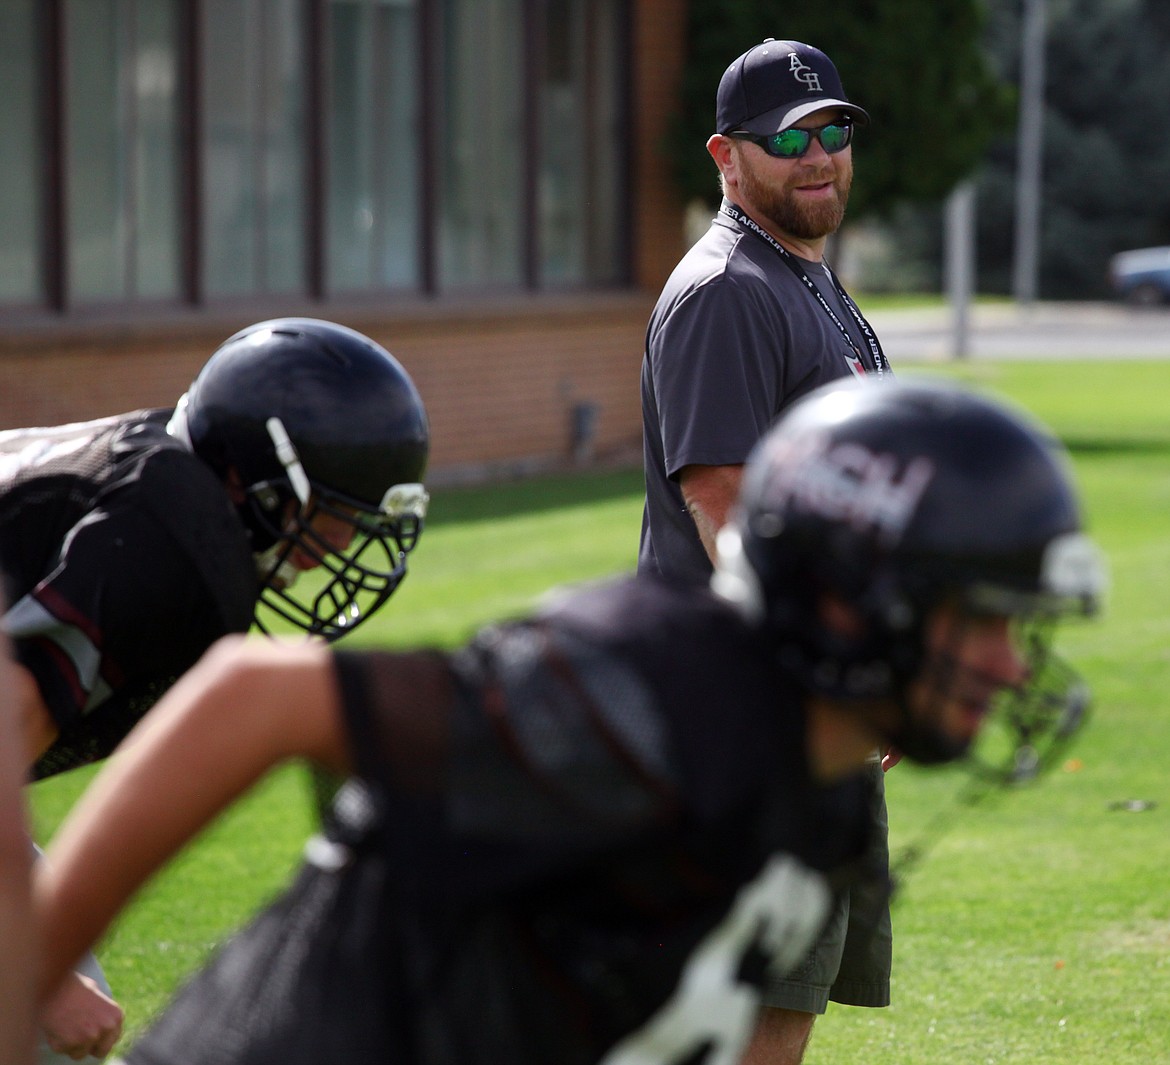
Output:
[1012, 0, 1046, 306]
[945, 181, 976, 360]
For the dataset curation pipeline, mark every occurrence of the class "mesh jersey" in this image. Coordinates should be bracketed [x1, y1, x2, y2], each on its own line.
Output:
[0, 410, 257, 778]
[125, 575, 878, 1065]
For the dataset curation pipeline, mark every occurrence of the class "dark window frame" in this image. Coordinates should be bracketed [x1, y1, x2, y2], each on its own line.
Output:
[16, 0, 631, 319]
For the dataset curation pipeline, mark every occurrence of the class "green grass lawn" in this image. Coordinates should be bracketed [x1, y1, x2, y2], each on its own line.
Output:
[28, 359, 1170, 1061]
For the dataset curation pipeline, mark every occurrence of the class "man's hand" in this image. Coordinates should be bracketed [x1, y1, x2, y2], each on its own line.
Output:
[39, 971, 123, 1060]
[881, 747, 902, 773]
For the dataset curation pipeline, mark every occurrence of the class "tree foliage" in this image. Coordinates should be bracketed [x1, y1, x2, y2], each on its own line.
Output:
[664, 0, 1014, 218]
[973, 0, 1170, 297]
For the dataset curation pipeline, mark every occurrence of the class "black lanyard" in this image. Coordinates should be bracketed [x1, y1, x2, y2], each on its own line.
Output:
[720, 202, 888, 375]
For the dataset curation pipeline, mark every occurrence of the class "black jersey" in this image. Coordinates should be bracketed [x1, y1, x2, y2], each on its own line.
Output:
[124, 575, 878, 1065]
[0, 410, 257, 778]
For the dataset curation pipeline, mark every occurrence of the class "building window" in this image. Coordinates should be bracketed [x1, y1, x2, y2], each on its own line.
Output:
[0, 0, 41, 305]
[437, 0, 525, 290]
[202, 0, 306, 298]
[65, 0, 181, 303]
[326, 0, 421, 294]
[538, 0, 625, 286]
[2, 0, 629, 316]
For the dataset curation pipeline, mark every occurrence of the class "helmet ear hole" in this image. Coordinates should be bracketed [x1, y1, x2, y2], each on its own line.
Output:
[252, 485, 283, 513]
[240, 484, 296, 555]
[857, 566, 918, 633]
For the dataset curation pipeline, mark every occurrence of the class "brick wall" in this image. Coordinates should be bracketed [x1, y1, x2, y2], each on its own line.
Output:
[350, 296, 656, 480]
[0, 0, 688, 485]
[0, 293, 655, 483]
[632, 0, 690, 291]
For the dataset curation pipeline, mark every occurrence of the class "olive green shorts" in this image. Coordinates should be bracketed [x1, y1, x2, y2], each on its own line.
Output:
[762, 762, 893, 1014]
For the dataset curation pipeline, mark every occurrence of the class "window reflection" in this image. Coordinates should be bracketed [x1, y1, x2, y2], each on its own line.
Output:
[66, 0, 180, 303]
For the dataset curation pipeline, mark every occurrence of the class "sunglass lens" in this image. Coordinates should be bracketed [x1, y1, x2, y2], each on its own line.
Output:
[767, 128, 812, 158]
[820, 124, 851, 152]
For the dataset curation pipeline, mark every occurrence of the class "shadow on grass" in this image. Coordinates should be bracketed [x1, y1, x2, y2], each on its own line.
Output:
[421, 436, 1170, 529]
[1062, 437, 1170, 457]
[427, 464, 645, 525]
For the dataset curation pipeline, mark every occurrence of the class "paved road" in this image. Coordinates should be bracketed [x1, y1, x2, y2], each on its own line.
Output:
[866, 300, 1170, 362]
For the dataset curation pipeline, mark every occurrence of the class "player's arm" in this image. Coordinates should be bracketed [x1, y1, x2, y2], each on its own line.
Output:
[0, 616, 37, 1062]
[679, 463, 745, 565]
[15, 635, 129, 1057]
[9, 659, 61, 765]
[38, 971, 122, 1060]
[34, 635, 348, 1002]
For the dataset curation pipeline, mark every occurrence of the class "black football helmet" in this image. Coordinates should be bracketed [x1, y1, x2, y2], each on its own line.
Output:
[169, 318, 430, 641]
[713, 376, 1105, 772]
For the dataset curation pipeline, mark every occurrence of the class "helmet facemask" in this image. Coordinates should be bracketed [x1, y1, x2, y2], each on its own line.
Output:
[882, 608, 1079, 770]
[251, 490, 426, 641]
[895, 530, 1102, 772]
[907, 608, 1091, 782]
[247, 418, 428, 641]
[829, 533, 1103, 774]
[977, 628, 1092, 784]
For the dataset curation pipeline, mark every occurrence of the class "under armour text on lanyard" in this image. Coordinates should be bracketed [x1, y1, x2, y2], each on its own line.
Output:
[720, 201, 888, 376]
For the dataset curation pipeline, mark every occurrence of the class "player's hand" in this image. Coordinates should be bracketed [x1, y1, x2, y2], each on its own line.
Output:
[881, 747, 902, 773]
[39, 970, 124, 1060]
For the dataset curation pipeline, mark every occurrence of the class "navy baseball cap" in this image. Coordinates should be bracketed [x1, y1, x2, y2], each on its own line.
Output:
[716, 39, 869, 135]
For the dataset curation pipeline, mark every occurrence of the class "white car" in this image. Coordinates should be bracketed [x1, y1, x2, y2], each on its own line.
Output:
[1108, 246, 1170, 305]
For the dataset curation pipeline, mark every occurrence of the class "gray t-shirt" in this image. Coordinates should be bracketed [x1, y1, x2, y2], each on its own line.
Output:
[639, 200, 888, 584]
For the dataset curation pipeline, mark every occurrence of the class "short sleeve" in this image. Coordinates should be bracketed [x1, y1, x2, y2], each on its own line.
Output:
[648, 276, 786, 478]
[11, 507, 228, 731]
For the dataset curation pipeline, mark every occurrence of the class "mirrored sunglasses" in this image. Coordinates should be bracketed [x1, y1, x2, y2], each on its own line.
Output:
[727, 122, 853, 159]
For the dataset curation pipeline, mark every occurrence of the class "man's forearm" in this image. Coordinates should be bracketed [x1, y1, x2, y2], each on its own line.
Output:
[679, 463, 746, 566]
[35, 636, 345, 999]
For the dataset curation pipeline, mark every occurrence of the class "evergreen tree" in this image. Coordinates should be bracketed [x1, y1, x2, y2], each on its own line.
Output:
[976, 0, 1170, 297]
[664, 0, 1013, 218]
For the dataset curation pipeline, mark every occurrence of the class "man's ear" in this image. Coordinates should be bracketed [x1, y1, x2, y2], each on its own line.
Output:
[706, 133, 738, 179]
